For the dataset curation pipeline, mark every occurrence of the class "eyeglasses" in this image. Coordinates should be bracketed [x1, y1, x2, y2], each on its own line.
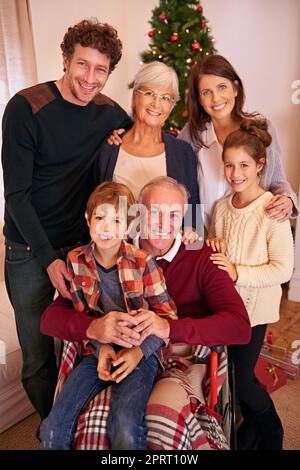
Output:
[135, 89, 175, 105]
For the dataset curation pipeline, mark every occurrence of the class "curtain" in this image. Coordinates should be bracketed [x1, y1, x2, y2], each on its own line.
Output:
[0, 0, 37, 219]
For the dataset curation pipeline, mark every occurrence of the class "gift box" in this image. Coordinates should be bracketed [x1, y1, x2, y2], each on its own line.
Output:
[255, 357, 288, 394]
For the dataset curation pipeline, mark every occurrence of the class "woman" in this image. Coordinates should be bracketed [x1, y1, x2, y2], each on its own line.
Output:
[178, 54, 298, 232]
[94, 61, 200, 236]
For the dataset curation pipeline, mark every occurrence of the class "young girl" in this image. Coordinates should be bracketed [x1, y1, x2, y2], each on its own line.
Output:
[207, 119, 294, 450]
[39, 181, 177, 450]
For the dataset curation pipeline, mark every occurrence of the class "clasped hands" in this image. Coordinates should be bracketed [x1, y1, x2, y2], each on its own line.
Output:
[97, 309, 169, 383]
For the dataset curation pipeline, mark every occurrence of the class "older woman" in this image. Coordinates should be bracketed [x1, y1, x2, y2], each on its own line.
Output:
[93, 61, 200, 234]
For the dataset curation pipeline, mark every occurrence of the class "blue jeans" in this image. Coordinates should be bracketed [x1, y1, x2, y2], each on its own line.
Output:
[5, 239, 79, 419]
[39, 353, 158, 450]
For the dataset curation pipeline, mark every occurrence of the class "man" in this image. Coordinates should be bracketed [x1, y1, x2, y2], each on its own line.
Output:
[41, 176, 251, 349]
[1, 19, 132, 419]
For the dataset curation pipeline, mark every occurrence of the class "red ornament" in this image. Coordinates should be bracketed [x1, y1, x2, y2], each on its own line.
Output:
[201, 21, 206, 29]
[159, 11, 167, 22]
[168, 128, 178, 136]
[191, 41, 201, 51]
[148, 30, 155, 38]
[170, 33, 179, 42]
[197, 5, 203, 13]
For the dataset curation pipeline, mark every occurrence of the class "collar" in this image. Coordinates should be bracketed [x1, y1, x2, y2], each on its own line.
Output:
[205, 121, 218, 146]
[78, 240, 137, 265]
[133, 232, 182, 262]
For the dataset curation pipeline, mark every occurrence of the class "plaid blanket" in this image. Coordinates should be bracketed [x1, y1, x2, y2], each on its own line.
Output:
[56, 341, 229, 450]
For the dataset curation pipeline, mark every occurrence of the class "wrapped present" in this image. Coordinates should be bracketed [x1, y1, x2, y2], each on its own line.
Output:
[255, 357, 287, 394]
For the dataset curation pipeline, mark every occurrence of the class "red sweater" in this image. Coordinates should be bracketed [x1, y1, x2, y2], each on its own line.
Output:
[41, 243, 251, 346]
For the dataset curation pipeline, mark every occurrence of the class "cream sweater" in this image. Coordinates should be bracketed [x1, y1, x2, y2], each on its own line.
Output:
[210, 192, 294, 326]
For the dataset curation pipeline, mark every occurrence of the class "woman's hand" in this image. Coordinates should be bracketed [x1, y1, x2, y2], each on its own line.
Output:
[107, 128, 125, 145]
[210, 252, 237, 282]
[206, 237, 226, 253]
[111, 347, 144, 383]
[265, 195, 293, 222]
[97, 344, 117, 381]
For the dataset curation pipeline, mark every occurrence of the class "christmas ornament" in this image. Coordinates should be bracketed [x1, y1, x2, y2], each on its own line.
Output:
[201, 21, 206, 29]
[191, 40, 201, 51]
[170, 33, 179, 42]
[197, 5, 203, 13]
[159, 11, 167, 22]
[148, 30, 155, 38]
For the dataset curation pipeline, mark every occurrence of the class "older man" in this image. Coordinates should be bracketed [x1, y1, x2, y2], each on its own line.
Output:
[41, 176, 250, 348]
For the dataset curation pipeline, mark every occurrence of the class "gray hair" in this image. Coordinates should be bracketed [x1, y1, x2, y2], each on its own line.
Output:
[133, 61, 180, 103]
[138, 176, 189, 206]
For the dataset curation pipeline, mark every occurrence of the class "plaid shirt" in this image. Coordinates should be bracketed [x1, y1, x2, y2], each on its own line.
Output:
[66, 240, 177, 359]
[67, 240, 177, 319]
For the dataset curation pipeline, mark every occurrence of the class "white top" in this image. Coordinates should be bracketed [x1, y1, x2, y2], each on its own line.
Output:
[178, 121, 298, 232]
[210, 191, 294, 326]
[113, 147, 167, 200]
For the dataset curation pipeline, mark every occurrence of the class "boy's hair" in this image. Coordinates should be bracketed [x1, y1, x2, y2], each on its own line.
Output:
[86, 181, 136, 223]
[223, 118, 272, 166]
[60, 18, 122, 72]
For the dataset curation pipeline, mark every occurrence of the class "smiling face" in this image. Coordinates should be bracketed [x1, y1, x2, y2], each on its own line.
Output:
[140, 185, 185, 257]
[132, 84, 175, 129]
[223, 146, 264, 195]
[198, 74, 238, 124]
[87, 204, 127, 256]
[62, 44, 110, 105]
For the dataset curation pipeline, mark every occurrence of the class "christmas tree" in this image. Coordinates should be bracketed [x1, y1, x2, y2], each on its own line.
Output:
[139, 0, 216, 132]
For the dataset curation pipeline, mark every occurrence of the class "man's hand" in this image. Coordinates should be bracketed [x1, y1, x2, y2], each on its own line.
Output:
[111, 347, 144, 383]
[86, 310, 142, 348]
[97, 345, 117, 381]
[107, 128, 124, 145]
[210, 252, 238, 282]
[47, 258, 72, 299]
[125, 309, 170, 343]
[265, 194, 293, 222]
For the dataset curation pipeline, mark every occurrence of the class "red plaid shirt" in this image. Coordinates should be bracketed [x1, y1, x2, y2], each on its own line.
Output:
[67, 240, 177, 320]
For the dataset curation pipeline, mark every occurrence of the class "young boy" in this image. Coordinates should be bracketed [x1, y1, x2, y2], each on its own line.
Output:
[39, 182, 177, 450]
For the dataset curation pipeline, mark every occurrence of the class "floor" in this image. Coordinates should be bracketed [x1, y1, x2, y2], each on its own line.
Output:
[0, 287, 299, 450]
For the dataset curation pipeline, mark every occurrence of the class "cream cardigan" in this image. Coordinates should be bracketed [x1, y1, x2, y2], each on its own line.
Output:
[210, 192, 294, 326]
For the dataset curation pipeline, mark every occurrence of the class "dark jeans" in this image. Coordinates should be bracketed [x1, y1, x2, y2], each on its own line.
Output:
[5, 239, 79, 419]
[39, 353, 158, 450]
